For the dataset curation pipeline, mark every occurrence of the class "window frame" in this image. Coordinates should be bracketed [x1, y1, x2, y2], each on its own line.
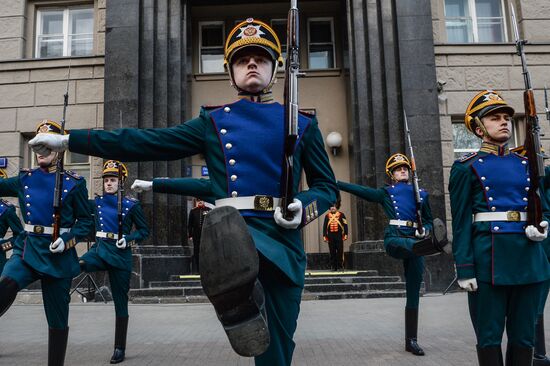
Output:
[444, 0, 508, 43]
[35, 4, 94, 58]
[198, 20, 226, 74]
[306, 17, 336, 70]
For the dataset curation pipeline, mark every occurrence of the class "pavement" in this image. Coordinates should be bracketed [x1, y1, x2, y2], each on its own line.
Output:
[0, 292, 547, 365]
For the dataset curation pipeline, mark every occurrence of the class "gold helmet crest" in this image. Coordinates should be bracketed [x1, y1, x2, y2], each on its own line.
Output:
[102, 160, 128, 179]
[35, 119, 67, 135]
[465, 90, 515, 135]
[224, 18, 284, 92]
[385, 153, 411, 179]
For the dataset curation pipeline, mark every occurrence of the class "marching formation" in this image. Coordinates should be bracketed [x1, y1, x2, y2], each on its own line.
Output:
[0, 2, 549, 366]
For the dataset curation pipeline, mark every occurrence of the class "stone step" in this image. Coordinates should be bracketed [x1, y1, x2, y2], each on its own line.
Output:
[131, 296, 208, 304]
[150, 275, 402, 288]
[303, 282, 406, 293]
[168, 270, 380, 282]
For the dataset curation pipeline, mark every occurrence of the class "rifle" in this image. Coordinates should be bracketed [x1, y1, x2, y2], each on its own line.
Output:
[117, 113, 124, 241]
[510, 5, 545, 232]
[545, 84, 550, 124]
[281, 0, 300, 219]
[52, 62, 71, 242]
[403, 110, 424, 235]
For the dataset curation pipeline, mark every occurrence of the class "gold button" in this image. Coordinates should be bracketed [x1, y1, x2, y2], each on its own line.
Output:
[231, 175, 237, 181]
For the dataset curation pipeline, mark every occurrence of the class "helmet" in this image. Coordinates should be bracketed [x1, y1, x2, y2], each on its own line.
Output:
[385, 153, 411, 179]
[224, 18, 284, 93]
[35, 119, 67, 135]
[102, 160, 128, 179]
[465, 90, 515, 135]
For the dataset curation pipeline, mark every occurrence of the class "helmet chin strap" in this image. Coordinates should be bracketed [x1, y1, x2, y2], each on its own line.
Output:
[474, 116, 491, 139]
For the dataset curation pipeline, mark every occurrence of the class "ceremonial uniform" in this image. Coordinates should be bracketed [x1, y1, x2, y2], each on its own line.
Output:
[0, 121, 93, 366]
[48, 19, 337, 366]
[339, 153, 446, 356]
[0, 169, 24, 274]
[188, 202, 211, 272]
[80, 161, 149, 364]
[449, 91, 550, 364]
[322, 209, 348, 271]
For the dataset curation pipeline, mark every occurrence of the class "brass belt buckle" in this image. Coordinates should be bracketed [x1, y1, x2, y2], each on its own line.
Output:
[406, 221, 414, 227]
[33, 225, 44, 234]
[106, 232, 115, 239]
[254, 195, 274, 211]
[506, 211, 521, 222]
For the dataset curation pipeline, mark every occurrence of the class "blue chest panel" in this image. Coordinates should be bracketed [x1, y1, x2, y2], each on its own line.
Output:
[95, 194, 136, 234]
[0, 200, 11, 217]
[209, 99, 310, 214]
[471, 153, 530, 233]
[20, 169, 77, 227]
[384, 182, 428, 221]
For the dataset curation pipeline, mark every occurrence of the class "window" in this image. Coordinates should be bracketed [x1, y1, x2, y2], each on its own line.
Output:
[65, 152, 91, 194]
[307, 18, 335, 69]
[271, 19, 287, 65]
[444, 0, 507, 43]
[452, 117, 521, 159]
[36, 6, 94, 58]
[199, 21, 225, 73]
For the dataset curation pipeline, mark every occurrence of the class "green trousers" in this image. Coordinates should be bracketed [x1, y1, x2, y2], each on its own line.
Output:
[254, 258, 302, 366]
[80, 251, 131, 317]
[385, 236, 424, 309]
[468, 280, 544, 348]
[2, 254, 71, 329]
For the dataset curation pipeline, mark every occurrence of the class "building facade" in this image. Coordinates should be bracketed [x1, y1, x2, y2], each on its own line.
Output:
[0, 0, 548, 288]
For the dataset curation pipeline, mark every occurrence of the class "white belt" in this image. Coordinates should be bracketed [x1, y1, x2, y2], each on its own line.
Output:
[473, 211, 527, 222]
[24, 224, 70, 235]
[96, 231, 119, 240]
[215, 196, 280, 211]
[388, 219, 418, 229]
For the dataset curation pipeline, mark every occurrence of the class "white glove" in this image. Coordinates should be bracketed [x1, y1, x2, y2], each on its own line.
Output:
[116, 237, 127, 249]
[49, 237, 65, 253]
[458, 278, 478, 292]
[29, 134, 70, 156]
[274, 199, 303, 229]
[131, 179, 153, 193]
[525, 221, 549, 242]
[415, 228, 427, 239]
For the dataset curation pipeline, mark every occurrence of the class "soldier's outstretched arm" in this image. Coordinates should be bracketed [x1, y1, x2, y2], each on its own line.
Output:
[337, 181, 385, 203]
[0, 177, 20, 197]
[449, 162, 475, 280]
[31, 115, 209, 161]
[124, 202, 150, 244]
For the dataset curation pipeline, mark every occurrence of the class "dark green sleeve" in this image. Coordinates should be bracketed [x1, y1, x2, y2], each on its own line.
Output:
[293, 119, 338, 222]
[337, 181, 385, 203]
[68, 115, 207, 161]
[421, 194, 434, 232]
[449, 162, 476, 280]
[0, 177, 20, 197]
[153, 178, 216, 204]
[6, 207, 23, 237]
[125, 203, 150, 243]
[60, 179, 94, 245]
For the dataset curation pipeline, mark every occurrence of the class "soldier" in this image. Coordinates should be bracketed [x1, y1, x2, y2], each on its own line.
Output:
[0, 120, 93, 366]
[338, 153, 449, 356]
[449, 90, 550, 365]
[0, 168, 24, 275]
[79, 160, 149, 364]
[31, 18, 338, 366]
[322, 202, 348, 271]
[188, 198, 212, 273]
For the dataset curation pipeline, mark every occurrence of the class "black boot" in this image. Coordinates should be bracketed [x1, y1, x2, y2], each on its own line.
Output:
[0, 276, 19, 317]
[48, 327, 69, 366]
[405, 307, 425, 356]
[534, 315, 550, 365]
[110, 316, 129, 364]
[477, 345, 504, 366]
[412, 218, 450, 256]
[200, 206, 269, 357]
[506, 343, 534, 366]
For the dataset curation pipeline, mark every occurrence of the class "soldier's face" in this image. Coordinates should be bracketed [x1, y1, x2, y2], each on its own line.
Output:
[479, 112, 512, 143]
[36, 151, 57, 168]
[392, 166, 409, 182]
[231, 48, 273, 94]
[104, 176, 119, 194]
[330, 206, 337, 213]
